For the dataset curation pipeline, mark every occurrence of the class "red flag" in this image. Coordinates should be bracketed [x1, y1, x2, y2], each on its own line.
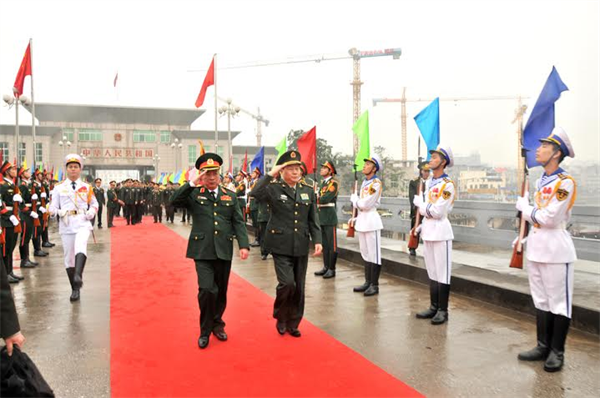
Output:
[195, 56, 215, 108]
[198, 140, 206, 156]
[113, 72, 118, 87]
[297, 127, 317, 174]
[242, 150, 248, 172]
[13, 43, 32, 97]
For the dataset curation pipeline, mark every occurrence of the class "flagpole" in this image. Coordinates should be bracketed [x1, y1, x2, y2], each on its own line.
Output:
[30, 38, 36, 167]
[214, 53, 218, 153]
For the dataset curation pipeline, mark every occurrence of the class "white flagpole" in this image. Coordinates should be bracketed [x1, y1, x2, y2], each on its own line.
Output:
[30, 38, 36, 169]
[214, 54, 218, 153]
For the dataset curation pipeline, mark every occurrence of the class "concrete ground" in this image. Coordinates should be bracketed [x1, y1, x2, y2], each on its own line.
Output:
[6, 218, 600, 398]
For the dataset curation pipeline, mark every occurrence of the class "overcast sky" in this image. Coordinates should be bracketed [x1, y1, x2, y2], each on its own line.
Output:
[0, 0, 598, 167]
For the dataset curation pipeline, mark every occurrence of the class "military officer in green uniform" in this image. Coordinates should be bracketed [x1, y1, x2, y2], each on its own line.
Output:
[247, 167, 262, 247]
[251, 150, 322, 337]
[314, 161, 339, 279]
[150, 183, 164, 223]
[17, 165, 40, 267]
[120, 179, 135, 225]
[92, 178, 105, 228]
[170, 153, 250, 349]
[163, 182, 175, 223]
[106, 181, 122, 228]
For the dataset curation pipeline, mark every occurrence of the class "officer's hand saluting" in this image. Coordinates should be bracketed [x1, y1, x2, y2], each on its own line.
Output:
[192, 169, 208, 187]
[268, 164, 285, 178]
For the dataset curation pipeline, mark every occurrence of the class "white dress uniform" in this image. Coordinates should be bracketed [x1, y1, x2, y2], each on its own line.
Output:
[419, 173, 455, 284]
[48, 157, 98, 270]
[516, 126, 576, 372]
[353, 170, 383, 265]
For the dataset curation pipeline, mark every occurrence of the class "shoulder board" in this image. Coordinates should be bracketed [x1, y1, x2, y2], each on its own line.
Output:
[372, 178, 382, 184]
[271, 179, 280, 184]
[300, 181, 313, 187]
[224, 187, 236, 195]
[443, 178, 454, 185]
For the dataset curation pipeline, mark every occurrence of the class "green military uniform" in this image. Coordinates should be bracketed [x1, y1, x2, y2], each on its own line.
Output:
[107, 184, 119, 227]
[315, 161, 339, 278]
[256, 200, 270, 258]
[250, 151, 322, 335]
[18, 174, 39, 267]
[40, 177, 54, 247]
[163, 185, 175, 223]
[235, 175, 247, 222]
[150, 188, 163, 223]
[92, 184, 105, 228]
[120, 182, 135, 225]
[30, 178, 46, 257]
[0, 163, 23, 283]
[170, 153, 249, 348]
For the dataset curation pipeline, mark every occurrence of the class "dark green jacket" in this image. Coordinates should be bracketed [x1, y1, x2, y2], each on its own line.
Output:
[120, 187, 135, 205]
[18, 180, 35, 220]
[150, 190, 163, 206]
[93, 186, 106, 206]
[257, 200, 270, 223]
[0, 180, 17, 228]
[318, 177, 338, 226]
[235, 181, 247, 208]
[107, 189, 118, 209]
[170, 183, 249, 261]
[250, 175, 321, 257]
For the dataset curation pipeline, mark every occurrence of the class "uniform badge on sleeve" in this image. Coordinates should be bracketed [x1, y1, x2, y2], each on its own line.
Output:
[368, 187, 376, 195]
[442, 191, 451, 200]
[556, 189, 569, 201]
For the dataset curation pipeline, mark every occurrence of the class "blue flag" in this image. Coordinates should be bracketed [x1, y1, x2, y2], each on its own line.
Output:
[250, 147, 265, 175]
[58, 168, 63, 181]
[523, 66, 569, 168]
[414, 98, 440, 160]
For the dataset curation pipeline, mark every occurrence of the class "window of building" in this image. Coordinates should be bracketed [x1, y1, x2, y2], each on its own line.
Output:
[133, 130, 157, 143]
[78, 129, 103, 141]
[217, 146, 224, 157]
[61, 129, 75, 142]
[188, 145, 197, 165]
[35, 142, 43, 164]
[19, 142, 26, 163]
[0, 142, 9, 160]
[160, 131, 171, 143]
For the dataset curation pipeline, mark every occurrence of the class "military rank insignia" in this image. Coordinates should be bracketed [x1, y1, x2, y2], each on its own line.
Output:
[221, 195, 232, 201]
[368, 186, 376, 195]
[556, 189, 569, 201]
[442, 191, 452, 200]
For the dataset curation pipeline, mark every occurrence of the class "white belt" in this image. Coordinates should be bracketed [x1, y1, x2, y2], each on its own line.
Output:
[534, 221, 567, 230]
[24, 203, 32, 208]
[318, 203, 335, 208]
[5, 206, 13, 210]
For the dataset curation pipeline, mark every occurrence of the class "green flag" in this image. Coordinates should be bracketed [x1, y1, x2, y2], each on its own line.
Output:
[275, 135, 287, 161]
[353, 110, 370, 170]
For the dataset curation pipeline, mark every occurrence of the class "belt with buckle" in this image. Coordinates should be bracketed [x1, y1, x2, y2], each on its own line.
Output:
[318, 203, 336, 208]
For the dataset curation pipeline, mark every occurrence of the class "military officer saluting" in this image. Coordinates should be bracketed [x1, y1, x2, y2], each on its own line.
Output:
[413, 145, 456, 325]
[250, 150, 322, 337]
[314, 161, 339, 279]
[516, 127, 577, 373]
[170, 153, 249, 349]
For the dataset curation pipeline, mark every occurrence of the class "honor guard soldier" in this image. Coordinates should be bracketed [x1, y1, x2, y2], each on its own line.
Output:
[1, 161, 24, 283]
[40, 170, 55, 248]
[33, 169, 51, 253]
[516, 127, 577, 372]
[106, 181, 123, 228]
[350, 154, 384, 297]
[314, 161, 339, 279]
[48, 154, 99, 302]
[235, 171, 248, 221]
[92, 178, 105, 228]
[251, 150, 322, 337]
[247, 167, 262, 247]
[170, 153, 250, 349]
[17, 165, 41, 268]
[408, 162, 430, 256]
[413, 145, 455, 325]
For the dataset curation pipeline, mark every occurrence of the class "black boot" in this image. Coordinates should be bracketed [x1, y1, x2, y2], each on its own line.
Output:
[416, 280, 439, 319]
[544, 314, 570, 372]
[323, 269, 336, 279]
[66, 268, 80, 302]
[20, 246, 37, 268]
[364, 264, 381, 296]
[73, 253, 87, 290]
[324, 253, 338, 279]
[432, 283, 450, 325]
[314, 267, 328, 276]
[518, 310, 551, 361]
[353, 263, 371, 292]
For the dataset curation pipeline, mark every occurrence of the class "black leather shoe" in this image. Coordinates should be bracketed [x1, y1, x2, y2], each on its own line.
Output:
[261, 254, 268, 260]
[276, 321, 286, 335]
[353, 283, 369, 293]
[34, 250, 48, 257]
[7, 274, 20, 283]
[213, 330, 228, 341]
[287, 328, 301, 338]
[42, 242, 54, 248]
[416, 306, 438, 319]
[70, 289, 80, 302]
[314, 268, 327, 276]
[198, 336, 210, 349]
[364, 285, 379, 296]
[21, 260, 37, 268]
[250, 241, 260, 247]
[431, 310, 449, 325]
[518, 344, 550, 361]
[323, 270, 336, 279]
[409, 248, 417, 256]
[10, 272, 24, 281]
[544, 349, 564, 372]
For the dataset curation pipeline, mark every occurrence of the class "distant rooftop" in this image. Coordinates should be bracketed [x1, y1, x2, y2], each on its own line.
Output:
[25, 103, 205, 126]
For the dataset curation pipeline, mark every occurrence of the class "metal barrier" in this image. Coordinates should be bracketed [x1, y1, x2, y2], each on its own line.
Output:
[337, 196, 600, 262]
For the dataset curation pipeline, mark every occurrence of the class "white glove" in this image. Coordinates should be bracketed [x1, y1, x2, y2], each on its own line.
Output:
[12, 194, 23, 203]
[39, 207, 47, 214]
[516, 194, 530, 212]
[31, 194, 39, 200]
[58, 209, 68, 217]
[85, 209, 96, 220]
[413, 195, 424, 207]
[350, 193, 359, 205]
[511, 236, 528, 248]
[9, 215, 19, 226]
[41, 192, 47, 199]
[30, 212, 39, 219]
[415, 224, 422, 234]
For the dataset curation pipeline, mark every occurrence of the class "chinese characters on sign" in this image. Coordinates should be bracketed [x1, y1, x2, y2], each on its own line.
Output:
[81, 148, 155, 159]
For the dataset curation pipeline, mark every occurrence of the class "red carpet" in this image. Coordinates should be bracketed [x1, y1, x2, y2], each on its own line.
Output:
[110, 217, 423, 398]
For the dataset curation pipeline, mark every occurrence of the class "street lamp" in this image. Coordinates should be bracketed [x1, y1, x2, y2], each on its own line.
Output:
[3, 93, 32, 167]
[170, 137, 183, 170]
[218, 98, 240, 172]
[153, 154, 160, 179]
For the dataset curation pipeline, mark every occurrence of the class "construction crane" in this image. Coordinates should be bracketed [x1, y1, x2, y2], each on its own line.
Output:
[373, 92, 528, 162]
[190, 47, 402, 153]
[217, 96, 269, 146]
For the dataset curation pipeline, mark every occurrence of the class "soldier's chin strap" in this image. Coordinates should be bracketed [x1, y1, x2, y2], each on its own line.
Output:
[541, 148, 561, 169]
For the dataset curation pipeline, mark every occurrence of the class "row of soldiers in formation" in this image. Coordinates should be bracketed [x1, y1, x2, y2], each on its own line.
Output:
[171, 126, 577, 374]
